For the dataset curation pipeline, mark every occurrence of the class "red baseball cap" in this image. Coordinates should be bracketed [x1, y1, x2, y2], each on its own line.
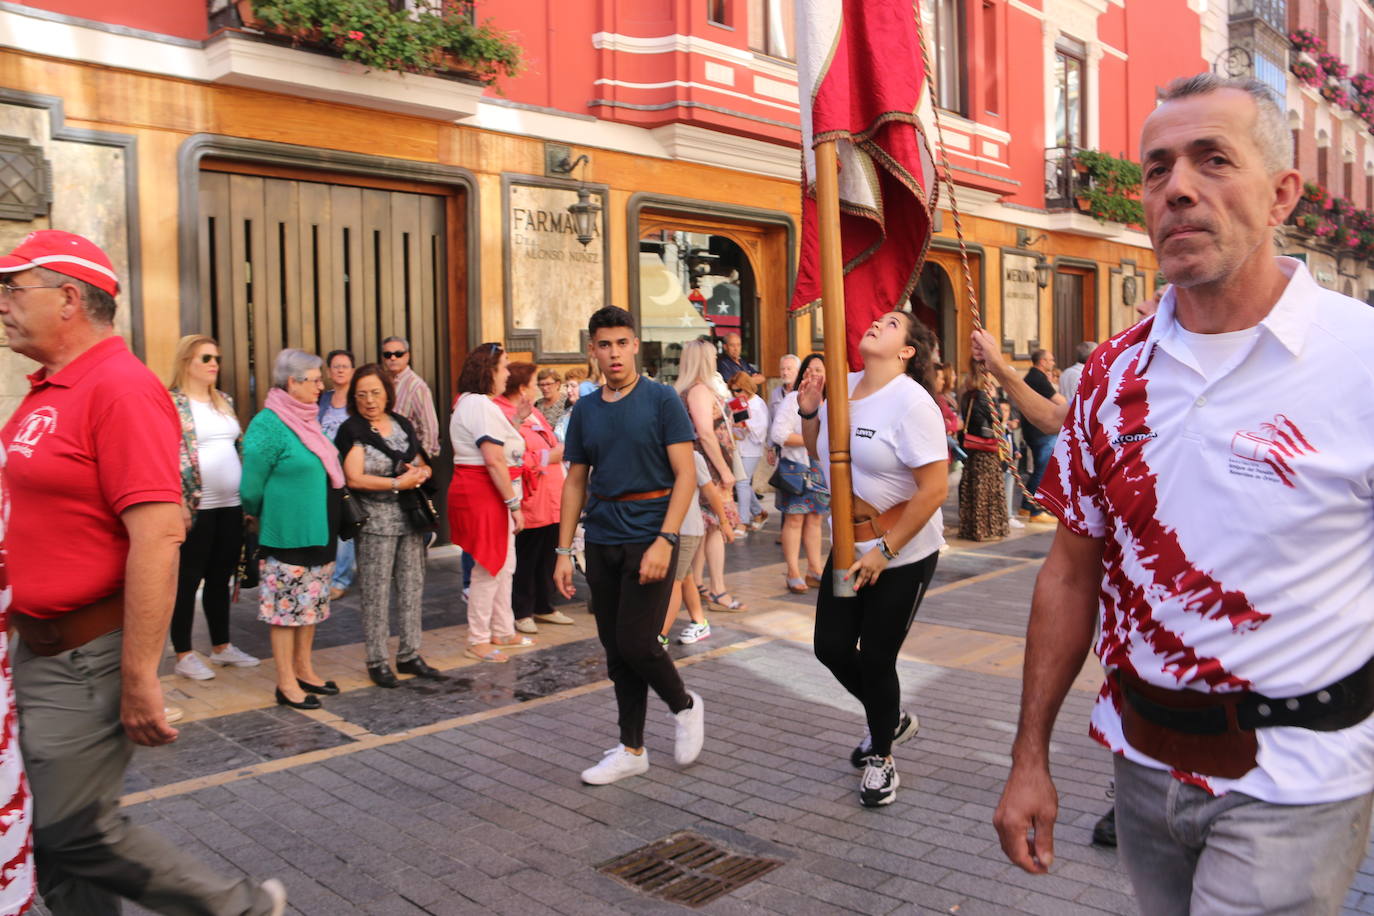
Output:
[0, 230, 119, 296]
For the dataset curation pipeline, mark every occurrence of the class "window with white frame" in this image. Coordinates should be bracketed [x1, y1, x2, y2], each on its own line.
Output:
[748, 0, 795, 59]
[933, 0, 966, 115]
[1053, 37, 1086, 149]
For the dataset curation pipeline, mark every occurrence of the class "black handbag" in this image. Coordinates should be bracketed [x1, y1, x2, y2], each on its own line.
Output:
[339, 488, 368, 541]
[355, 418, 439, 534]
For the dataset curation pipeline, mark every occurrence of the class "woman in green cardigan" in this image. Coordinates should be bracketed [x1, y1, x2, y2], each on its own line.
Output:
[241, 349, 345, 710]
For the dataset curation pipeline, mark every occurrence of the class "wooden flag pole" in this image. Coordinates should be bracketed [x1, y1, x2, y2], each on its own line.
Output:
[814, 139, 857, 598]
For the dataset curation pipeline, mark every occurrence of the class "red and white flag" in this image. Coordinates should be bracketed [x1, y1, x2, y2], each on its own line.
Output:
[791, 0, 939, 369]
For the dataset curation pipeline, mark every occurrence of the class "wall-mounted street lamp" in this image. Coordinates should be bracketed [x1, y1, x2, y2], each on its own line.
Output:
[1016, 228, 1053, 288]
[545, 146, 601, 247]
[567, 185, 601, 248]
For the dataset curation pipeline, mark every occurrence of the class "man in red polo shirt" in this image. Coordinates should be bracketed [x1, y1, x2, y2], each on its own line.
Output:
[0, 231, 285, 915]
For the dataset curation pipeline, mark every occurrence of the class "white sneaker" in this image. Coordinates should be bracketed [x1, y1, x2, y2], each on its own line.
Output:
[174, 653, 215, 680]
[673, 691, 705, 766]
[678, 621, 711, 644]
[1008, 517, 1026, 529]
[859, 755, 900, 807]
[209, 644, 260, 667]
[581, 745, 649, 785]
[262, 878, 287, 916]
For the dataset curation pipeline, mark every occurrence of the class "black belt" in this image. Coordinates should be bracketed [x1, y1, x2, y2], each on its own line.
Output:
[1119, 655, 1374, 735]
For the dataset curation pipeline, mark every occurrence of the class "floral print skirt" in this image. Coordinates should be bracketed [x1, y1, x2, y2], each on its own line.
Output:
[257, 556, 334, 627]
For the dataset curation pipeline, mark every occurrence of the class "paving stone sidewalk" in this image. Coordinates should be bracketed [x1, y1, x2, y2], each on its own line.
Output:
[28, 511, 1374, 914]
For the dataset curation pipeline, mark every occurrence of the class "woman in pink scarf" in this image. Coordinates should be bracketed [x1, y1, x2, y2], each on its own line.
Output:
[241, 349, 347, 710]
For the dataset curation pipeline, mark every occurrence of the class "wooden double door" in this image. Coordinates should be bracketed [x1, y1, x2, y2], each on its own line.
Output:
[195, 167, 451, 417]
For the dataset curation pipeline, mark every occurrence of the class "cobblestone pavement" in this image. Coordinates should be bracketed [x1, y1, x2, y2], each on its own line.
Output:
[27, 500, 1374, 914]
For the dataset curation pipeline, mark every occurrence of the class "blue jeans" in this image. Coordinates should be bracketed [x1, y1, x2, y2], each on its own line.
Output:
[1021, 434, 1057, 512]
[1114, 755, 1373, 915]
[462, 550, 475, 589]
[736, 455, 765, 520]
[331, 538, 356, 589]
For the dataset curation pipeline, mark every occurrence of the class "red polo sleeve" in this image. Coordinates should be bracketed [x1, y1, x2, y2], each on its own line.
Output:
[1036, 364, 1109, 539]
[93, 384, 183, 514]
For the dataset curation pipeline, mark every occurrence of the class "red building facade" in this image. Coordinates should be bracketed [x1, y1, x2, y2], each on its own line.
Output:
[0, 0, 1207, 414]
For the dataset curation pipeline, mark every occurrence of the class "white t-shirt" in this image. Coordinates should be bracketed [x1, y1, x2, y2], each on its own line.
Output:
[190, 398, 242, 510]
[681, 452, 712, 538]
[451, 394, 525, 494]
[1038, 258, 1374, 804]
[769, 391, 809, 465]
[1170, 324, 1261, 382]
[817, 373, 947, 567]
[734, 395, 770, 460]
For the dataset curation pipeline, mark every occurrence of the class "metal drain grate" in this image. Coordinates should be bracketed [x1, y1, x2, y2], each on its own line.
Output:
[597, 831, 782, 907]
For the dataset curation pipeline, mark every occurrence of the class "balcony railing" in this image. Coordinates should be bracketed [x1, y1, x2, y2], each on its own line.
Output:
[1229, 0, 1286, 33]
[1044, 146, 1086, 211]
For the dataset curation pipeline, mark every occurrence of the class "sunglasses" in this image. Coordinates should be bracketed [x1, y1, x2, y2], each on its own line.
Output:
[199, 354, 222, 364]
[382, 350, 408, 359]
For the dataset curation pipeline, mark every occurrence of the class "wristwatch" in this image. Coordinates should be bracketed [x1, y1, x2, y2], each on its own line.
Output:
[798, 405, 819, 420]
[656, 531, 680, 547]
[504, 495, 521, 509]
[555, 546, 576, 556]
[878, 538, 897, 561]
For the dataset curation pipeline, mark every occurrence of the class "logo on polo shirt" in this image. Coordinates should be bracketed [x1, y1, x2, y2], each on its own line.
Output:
[8, 406, 56, 458]
[1111, 431, 1157, 447]
[1229, 414, 1317, 488]
[855, 428, 876, 439]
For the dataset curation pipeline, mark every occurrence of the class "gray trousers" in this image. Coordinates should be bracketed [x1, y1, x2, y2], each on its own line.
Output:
[1114, 754, 1374, 915]
[14, 629, 275, 915]
[355, 530, 426, 667]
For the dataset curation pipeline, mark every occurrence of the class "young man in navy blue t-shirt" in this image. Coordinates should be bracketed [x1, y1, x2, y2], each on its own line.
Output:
[555, 306, 706, 785]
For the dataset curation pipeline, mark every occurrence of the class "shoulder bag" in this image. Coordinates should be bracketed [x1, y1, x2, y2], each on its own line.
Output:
[358, 416, 439, 534]
[959, 393, 1001, 454]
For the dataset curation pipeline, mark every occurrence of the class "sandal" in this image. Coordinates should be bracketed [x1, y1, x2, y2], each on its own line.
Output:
[707, 591, 749, 612]
[464, 645, 509, 664]
[786, 577, 808, 594]
[805, 572, 824, 589]
[492, 636, 535, 649]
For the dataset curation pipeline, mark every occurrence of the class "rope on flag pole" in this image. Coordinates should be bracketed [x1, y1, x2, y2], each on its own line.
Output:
[914, 8, 1045, 515]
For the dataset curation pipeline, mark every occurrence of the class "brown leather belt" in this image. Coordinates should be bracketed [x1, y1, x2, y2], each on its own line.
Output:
[595, 489, 671, 502]
[13, 591, 124, 657]
[853, 499, 909, 543]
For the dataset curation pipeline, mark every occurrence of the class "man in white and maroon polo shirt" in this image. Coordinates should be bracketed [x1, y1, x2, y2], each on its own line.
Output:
[994, 75, 1374, 913]
[0, 231, 285, 915]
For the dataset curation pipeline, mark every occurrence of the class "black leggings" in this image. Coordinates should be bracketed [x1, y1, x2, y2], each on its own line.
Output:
[512, 523, 558, 619]
[813, 549, 939, 757]
[586, 541, 692, 748]
[171, 506, 244, 654]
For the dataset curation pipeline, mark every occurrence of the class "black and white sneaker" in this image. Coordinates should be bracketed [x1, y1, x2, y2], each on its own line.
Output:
[859, 755, 899, 807]
[849, 711, 920, 768]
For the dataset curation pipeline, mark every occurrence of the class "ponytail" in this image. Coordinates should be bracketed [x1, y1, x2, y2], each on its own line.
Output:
[898, 310, 936, 395]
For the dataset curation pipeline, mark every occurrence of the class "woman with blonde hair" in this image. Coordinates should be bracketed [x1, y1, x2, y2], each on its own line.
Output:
[674, 339, 746, 611]
[167, 334, 260, 680]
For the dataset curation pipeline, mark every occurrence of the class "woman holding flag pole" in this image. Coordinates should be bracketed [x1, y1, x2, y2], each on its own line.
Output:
[792, 0, 947, 806]
[799, 312, 948, 806]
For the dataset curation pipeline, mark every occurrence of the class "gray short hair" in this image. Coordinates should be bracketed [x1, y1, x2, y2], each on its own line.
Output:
[1157, 74, 1291, 175]
[272, 348, 322, 389]
[780, 353, 800, 368]
[381, 335, 409, 350]
[35, 267, 116, 326]
[1074, 341, 1098, 364]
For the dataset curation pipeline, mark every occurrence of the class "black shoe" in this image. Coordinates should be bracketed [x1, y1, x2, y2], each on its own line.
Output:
[1091, 807, 1117, 847]
[396, 657, 448, 680]
[297, 678, 340, 696]
[368, 664, 400, 688]
[850, 711, 919, 768]
[859, 755, 899, 808]
[275, 688, 321, 710]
